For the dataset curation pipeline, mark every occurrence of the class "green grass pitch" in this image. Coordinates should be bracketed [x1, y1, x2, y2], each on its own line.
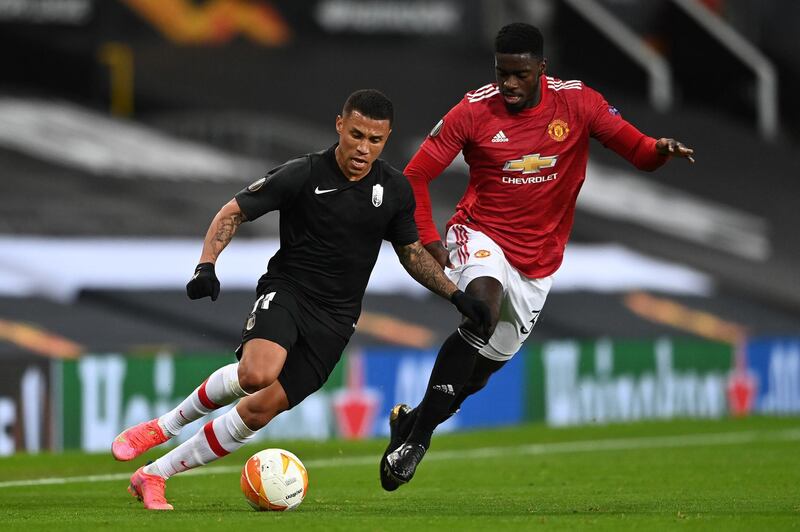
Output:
[1, 416, 798, 531]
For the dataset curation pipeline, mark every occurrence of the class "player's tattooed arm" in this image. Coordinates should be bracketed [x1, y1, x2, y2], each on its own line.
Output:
[198, 198, 248, 263]
[394, 240, 458, 300]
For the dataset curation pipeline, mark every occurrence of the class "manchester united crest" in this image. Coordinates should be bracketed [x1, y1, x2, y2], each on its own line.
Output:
[372, 184, 384, 207]
[547, 119, 569, 142]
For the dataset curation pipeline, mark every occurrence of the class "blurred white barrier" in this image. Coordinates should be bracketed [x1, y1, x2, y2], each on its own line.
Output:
[0, 237, 712, 302]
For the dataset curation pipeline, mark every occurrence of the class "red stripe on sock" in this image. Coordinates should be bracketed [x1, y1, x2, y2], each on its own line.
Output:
[197, 379, 221, 410]
[203, 421, 229, 457]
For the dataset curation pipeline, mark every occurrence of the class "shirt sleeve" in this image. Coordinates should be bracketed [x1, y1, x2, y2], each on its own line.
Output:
[383, 176, 420, 246]
[418, 97, 473, 166]
[604, 123, 669, 171]
[584, 85, 668, 171]
[406, 97, 472, 244]
[234, 156, 310, 221]
[404, 149, 450, 245]
[584, 85, 627, 144]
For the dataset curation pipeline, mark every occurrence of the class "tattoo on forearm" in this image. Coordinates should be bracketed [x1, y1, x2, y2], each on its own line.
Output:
[396, 241, 454, 299]
[209, 212, 245, 261]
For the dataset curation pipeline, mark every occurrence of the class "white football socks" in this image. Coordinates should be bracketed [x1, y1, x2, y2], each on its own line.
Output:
[158, 363, 248, 437]
[146, 406, 257, 479]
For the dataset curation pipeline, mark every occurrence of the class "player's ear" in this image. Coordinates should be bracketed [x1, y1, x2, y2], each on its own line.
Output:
[335, 114, 343, 135]
[539, 58, 547, 76]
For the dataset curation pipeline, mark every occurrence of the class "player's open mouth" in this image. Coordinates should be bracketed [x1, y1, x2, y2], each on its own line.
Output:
[503, 93, 522, 105]
[351, 157, 367, 169]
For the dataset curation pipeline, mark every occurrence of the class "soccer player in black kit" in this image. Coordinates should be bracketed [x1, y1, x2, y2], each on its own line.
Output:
[110, 89, 491, 510]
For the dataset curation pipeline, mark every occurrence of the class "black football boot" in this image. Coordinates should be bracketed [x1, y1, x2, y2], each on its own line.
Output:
[379, 403, 412, 491]
[385, 442, 427, 486]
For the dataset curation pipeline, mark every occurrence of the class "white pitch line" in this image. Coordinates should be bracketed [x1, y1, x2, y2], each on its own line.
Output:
[1, 428, 798, 489]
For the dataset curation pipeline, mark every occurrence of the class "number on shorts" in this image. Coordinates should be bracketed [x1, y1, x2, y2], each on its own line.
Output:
[520, 309, 542, 335]
[251, 291, 276, 313]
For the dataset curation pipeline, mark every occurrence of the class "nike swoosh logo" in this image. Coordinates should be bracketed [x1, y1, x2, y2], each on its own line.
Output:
[314, 186, 337, 195]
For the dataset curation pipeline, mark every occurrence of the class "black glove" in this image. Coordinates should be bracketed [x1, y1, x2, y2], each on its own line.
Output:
[450, 290, 491, 339]
[186, 262, 220, 301]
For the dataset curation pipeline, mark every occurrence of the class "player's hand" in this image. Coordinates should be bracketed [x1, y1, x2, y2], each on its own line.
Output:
[656, 138, 695, 163]
[424, 241, 453, 270]
[186, 262, 220, 301]
[450, 290, 491, 339]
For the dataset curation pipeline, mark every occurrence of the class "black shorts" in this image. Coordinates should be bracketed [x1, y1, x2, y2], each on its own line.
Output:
[235, 289, 349, 408]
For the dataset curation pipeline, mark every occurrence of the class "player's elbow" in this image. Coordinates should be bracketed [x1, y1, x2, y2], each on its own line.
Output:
[220, 198, 247, 222]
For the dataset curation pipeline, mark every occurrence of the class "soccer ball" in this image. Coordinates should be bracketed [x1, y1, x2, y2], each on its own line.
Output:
[241, 448, 308, 511]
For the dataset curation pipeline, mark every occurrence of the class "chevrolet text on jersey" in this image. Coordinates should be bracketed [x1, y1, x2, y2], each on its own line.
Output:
[502, 173, 558, 185]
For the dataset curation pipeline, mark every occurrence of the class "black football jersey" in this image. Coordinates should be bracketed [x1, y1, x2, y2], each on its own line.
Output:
[235, 144, 418, 336]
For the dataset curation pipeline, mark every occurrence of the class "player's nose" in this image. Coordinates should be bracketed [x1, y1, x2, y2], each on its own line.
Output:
[503, 76, 520, 89]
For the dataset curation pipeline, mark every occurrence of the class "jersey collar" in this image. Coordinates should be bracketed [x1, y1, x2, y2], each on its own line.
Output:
[325, 144, 379, 188]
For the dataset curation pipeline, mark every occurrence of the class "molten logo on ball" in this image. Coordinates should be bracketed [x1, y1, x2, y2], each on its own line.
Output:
[241, 448, 308, 511]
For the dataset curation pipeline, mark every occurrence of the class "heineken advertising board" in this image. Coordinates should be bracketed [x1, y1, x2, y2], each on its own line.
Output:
[526, 338, 734, 426]
[57, 338, 735, 451]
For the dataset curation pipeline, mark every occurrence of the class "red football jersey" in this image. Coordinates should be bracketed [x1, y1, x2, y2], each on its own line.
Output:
[414, 75, 651, 278]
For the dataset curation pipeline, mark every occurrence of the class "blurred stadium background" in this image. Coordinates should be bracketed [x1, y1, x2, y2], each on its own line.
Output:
[1, 0, 799, 457]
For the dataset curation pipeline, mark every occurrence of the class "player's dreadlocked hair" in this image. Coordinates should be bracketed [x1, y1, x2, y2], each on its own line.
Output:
[495, 22, 544, 58]
[343, 89, 394, 126]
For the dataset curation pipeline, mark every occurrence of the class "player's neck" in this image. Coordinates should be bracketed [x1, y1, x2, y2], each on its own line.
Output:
[521, 85, 543, 112]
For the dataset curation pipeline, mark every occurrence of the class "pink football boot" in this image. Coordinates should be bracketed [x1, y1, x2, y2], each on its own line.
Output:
[112, 419, 169, 461]
[128, 466, 173, 511]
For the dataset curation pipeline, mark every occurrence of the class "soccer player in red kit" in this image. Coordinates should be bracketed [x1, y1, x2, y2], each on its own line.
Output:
[380, 22, 695, 489]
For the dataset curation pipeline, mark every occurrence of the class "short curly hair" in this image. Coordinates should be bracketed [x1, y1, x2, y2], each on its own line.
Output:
[495, 23, 544, 58]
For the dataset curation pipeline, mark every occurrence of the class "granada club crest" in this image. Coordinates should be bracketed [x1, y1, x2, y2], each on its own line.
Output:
[547, 119, 569, 142]
[372, 184, 384, 207]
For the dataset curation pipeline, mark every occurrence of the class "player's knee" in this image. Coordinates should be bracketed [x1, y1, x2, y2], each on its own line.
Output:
[238, 388, 289, 430]
[237, 359, 281, 394]
[238, 407, 269, 431]
[239, 402, 283, 431]
[238, 340, 286, 393]
[464, 277, 502, 334]
[461, 316, 497, 341]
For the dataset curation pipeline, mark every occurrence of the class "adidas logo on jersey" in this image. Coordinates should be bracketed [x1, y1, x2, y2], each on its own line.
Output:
[432, 384, 456, 396]
[491, 130, 509, 143]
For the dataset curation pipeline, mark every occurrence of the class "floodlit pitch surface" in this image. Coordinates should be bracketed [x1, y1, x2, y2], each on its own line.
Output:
[1, 417, 798, 531]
